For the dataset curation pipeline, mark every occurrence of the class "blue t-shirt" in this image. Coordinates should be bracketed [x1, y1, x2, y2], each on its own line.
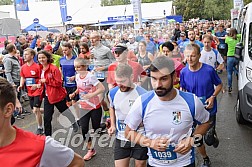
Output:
[215, 31, 227, 44]
[178, 38, 189, 53]
[146, 41, 156, 55]
[60, 55, 77, 87]
[180, 63, 222, 115]
[183, 40, 204, 52]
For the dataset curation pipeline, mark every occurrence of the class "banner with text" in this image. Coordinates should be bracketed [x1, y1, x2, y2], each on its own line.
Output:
[132, 0, 142, 30]
[233, 0, 244, 9]
[59, 0, 68, 23]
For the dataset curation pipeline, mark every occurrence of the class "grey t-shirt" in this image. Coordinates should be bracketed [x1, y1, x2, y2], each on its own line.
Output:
[92, 44, 115, 71]
[38, 137, 74, 167]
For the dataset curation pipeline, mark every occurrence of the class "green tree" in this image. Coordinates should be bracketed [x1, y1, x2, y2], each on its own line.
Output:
[101, 0, 169, 6]
[174, 0, 233, 20]
[243, 0, 251, 6]
[0, 0, 12, 5]
[173, 0, 205, 20]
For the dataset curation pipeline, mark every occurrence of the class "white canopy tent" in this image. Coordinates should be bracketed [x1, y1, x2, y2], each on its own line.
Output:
[0, 0, 173, 29]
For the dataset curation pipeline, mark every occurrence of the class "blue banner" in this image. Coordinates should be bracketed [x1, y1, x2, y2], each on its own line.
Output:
[16, 0, 29, 11]
[59, 0, 68, 23]
[108, 15, 133, 22]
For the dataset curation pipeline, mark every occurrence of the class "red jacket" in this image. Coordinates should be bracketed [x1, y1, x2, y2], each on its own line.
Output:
[40, 63, 67, 104]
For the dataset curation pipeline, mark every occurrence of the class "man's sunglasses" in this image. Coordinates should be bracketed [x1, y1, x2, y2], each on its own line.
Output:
[114, 51, 124, 55]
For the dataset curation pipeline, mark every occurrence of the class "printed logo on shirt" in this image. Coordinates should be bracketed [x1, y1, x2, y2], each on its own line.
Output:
[30, 70, 36, 75]
[129, 99, 135, 107]
[172, 111, 182, 125]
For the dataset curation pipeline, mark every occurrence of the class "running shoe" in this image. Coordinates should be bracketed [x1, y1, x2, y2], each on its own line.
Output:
[72, 122, 79, 133]
[228, 87, 232, 93]
[36, 128, 44, 135]
[21, 110, 32, 116]
[212, 134, 219, 148]
[15, 114, 24, 120]
[201, 157, 211, 167]
[83, 149, 96, 161]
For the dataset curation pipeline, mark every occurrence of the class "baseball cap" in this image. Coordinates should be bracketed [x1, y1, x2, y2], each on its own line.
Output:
[44, 45, 53, 51]
[114, 43, 128, 53]
[180, 32, 186, 37]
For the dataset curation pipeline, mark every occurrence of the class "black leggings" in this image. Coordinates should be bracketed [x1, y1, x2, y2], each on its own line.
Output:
[79, 107, 102, 142]
[147, 162, 195, 167]
[44, 96, 76, 136]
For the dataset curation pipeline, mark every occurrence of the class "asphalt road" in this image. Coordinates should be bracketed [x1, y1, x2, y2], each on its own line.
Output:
[15, 72, 252, 167]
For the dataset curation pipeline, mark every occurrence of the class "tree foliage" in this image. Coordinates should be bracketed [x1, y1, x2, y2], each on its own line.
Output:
[0, 0, 12, 5]
[173, 0, 233, 20]
[101, 0, 252, 20]
[101, 0, 168, 6]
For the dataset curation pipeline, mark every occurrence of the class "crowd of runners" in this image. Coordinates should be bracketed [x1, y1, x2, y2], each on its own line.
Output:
[0, 19, 241, 167]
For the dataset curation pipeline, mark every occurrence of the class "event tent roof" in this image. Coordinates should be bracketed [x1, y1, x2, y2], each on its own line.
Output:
[0, 0, 173, 29]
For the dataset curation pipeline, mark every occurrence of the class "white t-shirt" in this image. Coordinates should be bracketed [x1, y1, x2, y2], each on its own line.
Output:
[75, 72, 100, 109]
[200, 48, 224, 68]
[124, 89, 209, 167]
[108, 84, 146, 141]
[38, 137, 74, 167]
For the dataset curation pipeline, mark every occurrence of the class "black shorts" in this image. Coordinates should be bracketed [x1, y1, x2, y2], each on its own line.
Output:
[29, 95, 42, 109]
[65, 86, 78, 102]
[114, 139, 148, 160]
[217, 47, 227, 57]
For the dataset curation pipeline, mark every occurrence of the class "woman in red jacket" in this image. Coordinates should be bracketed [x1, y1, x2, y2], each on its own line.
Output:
[37, 50, 78, 136]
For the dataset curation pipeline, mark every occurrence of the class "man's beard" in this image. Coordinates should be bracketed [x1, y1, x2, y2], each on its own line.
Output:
[154, 78, 173, 97]
[119, 85, 131, 92]
[190, 37, 195, 42]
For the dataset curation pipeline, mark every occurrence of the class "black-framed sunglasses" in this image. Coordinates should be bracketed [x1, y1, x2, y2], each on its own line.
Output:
[114, 50, 124, 55]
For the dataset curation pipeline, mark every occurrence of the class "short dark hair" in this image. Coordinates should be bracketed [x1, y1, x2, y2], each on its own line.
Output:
[0, 78, 16, 110]
[62, 42, 73, 49]
[149, 56, 175, 75]
[162, 42, 174, 51]
[6, 44, 16, 53]
[37, 50, 54, 64]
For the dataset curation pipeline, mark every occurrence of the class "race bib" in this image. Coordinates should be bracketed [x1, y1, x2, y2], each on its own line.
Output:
[79, 91, 88, 101]
[117, 120, 126, 131]
[150, 145, 177, 164]
[66, 77, 75, 85]
[219, 44, 226, 49]
[26, 78, 35, 86]
[95, 71, 105, 80]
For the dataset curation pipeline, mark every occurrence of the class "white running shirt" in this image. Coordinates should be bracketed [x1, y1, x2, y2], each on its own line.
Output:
[124, 89, 209, 167]
[108, 84, 146, 141]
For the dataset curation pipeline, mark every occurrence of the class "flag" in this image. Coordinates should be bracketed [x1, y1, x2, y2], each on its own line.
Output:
[59, 0, 68, 23]
[16, 0, 29, 11]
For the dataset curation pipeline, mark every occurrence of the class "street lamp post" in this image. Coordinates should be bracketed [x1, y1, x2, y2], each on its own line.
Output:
[163, 10, 166, 26]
